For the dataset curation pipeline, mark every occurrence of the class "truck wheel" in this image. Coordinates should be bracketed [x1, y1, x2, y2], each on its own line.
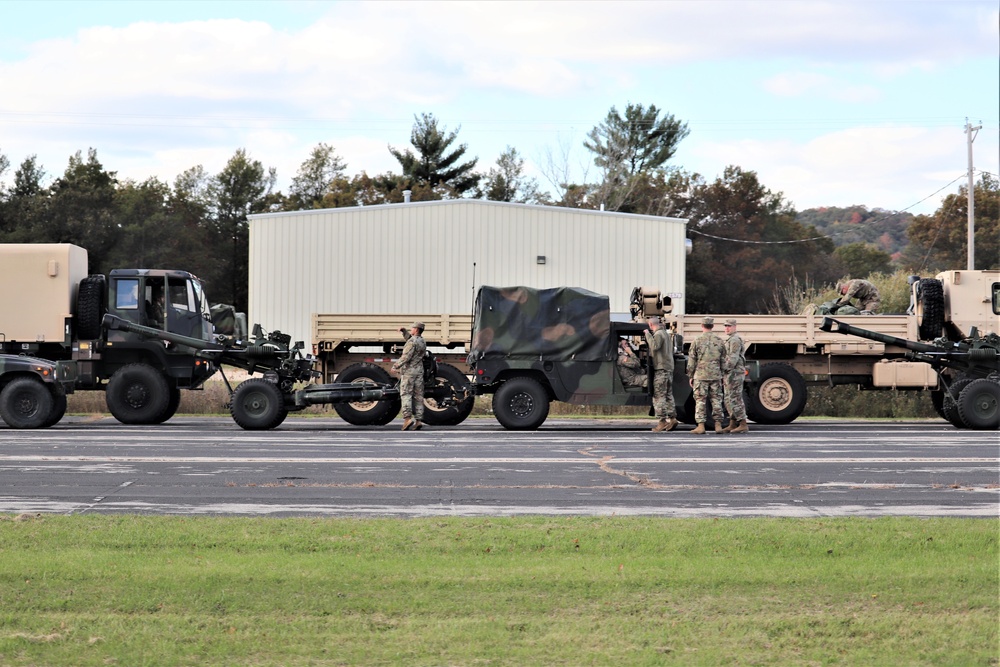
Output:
[333, 363, 399, 426]
[941, 378, 973, 428]
[745, 363, 807, 424]
[106, 364, 171, 425]
[153, 387, 182, 424]
[0, 377, 55, 429]
[916, 278, 944, 340]
[42, 387, 68, 427]
[493, 377, 550, 430]
[957, 379, 1000, 430]
[76, 274, 107, 340]
[230, 379, 288, 430]
[422, 363, 475, 426]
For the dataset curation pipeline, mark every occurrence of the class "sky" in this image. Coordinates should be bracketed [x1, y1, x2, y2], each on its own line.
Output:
[0, 0, 997, 216]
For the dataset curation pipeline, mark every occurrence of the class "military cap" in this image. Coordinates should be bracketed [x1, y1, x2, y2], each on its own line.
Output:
[411, 321, 425, 332]
[701, 316, 714, 327]
[724, 318, 737, 327]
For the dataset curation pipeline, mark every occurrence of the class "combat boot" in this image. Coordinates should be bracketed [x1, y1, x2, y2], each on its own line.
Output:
[652, 419, 669, 432]
[730, 419, 749, 434]
[691, 423, 706, 435]
[401, 417, 413, 431]
[413, 420, 424, 431]
[720, 420, 734, 433]
[714, 422, 724, 434]
[664, 417, 678, 432]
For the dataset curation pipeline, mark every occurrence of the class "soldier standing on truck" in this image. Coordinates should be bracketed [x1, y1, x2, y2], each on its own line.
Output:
[392, 321, 427, 431]
[720, 318, 749, 434]
[688, 316, 726, 434]
[836, 279, 881, 314]
[646, 316, 678, 432]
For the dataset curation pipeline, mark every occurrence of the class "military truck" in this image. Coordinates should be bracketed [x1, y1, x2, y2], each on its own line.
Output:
[0, 243, 219, 426]
[466, 285, 697, 430]
[0, 354, 77, 428]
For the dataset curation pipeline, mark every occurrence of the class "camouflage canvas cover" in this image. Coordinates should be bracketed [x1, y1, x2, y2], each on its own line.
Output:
[471, 286, 611, 362]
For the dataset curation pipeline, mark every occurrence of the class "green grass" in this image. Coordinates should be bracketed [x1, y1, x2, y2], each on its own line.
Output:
[0, 515, 996, 666]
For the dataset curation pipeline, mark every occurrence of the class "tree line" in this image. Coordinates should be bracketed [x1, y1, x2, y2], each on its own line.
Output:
[1, 103, 996, 314]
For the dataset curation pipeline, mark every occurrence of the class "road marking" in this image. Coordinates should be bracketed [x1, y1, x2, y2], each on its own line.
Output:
[0, 455, 995, 464]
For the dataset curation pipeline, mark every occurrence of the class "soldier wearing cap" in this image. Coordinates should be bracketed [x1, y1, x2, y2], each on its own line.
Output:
[392, 321, 427, 430]
[645, 316, 678, 432]
[721, 318, 749, 434]
[687, 316, 726, 433]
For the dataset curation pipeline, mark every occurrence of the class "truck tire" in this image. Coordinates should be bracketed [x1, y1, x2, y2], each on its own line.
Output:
[957, 379, 1000, 430]
[333, 363, 400, 426]
[76, 274, 107, 340]
[745, 363, 807, 424]
[422, 363, 475, 426]
[42, 387, 68, 428]
[0, 377, 55, 429]
[230, 379, 288, 430]
[493, 377, 550, 430]
[941, 378, 974, 428]
[153, 387, 182, 424]
[916, 278, 944, 340]
[106, 363, 171, 425]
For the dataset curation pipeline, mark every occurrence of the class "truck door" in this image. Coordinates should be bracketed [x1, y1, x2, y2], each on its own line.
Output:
[163, 277, 211, 342]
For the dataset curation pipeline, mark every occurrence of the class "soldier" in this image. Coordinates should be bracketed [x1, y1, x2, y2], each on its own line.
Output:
[392, 321, 427, 431]
[616, 339, 647, 389]
[687, 316, 725, 434]
[836, 278, 881, 314]
[721, 318, 749, 434]
[645, 316, 678, 432]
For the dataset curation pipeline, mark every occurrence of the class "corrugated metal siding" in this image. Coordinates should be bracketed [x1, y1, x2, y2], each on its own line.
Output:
[249, 201, 687, 347]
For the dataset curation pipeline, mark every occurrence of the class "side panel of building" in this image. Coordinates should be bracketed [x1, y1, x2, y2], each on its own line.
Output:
[249, 201, 686, 349]
[0, 243, 88, 343]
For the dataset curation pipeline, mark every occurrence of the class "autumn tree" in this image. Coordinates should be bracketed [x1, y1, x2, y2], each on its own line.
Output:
[389, 113, 479, 196]
[899, 174, 999, 273]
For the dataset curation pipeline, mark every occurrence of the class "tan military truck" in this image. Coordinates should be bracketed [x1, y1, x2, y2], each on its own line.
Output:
[0, 243, 219, 426]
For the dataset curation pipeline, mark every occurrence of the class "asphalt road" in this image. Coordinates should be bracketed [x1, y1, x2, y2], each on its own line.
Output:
[1, 416, 997, 518]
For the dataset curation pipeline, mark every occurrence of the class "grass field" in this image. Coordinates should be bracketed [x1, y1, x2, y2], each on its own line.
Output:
[1, 515, 996, 666]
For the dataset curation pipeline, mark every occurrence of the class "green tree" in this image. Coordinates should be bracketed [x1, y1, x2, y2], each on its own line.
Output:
[478, 146, 548, 204]
[900, 174, 999, 272]
[677, 166, 840, 313]
[205, 149, 276, 311]
[0, 155, 47, 241]
[833, 242, 893, 277]
[389, 113, 479, 196]
[288, 142, 347, 210]
[584, 102, 689, 212]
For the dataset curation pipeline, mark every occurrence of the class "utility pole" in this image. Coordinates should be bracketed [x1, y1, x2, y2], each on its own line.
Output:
[965, 119, 981, 270]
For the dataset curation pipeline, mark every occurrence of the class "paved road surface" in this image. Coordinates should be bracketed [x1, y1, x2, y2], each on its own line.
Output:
[1, 416, 996, 518]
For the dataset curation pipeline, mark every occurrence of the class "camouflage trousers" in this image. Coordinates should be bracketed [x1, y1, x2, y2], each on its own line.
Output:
[693, 379, 724, 424]
[399, 371, 424, 420]
[652, 369, 676, 419]
[621, 367, 647, 389]
[723, 371, 747, 422]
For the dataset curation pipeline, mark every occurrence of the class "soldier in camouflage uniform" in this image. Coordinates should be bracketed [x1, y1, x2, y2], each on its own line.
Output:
[721, 318, 749, 434]
[616, 340, 647, 389]
[687, 316, 725, 434]
[392, 321, 427, 431]
[645, 316, 678, 432]
[836, 279, 880, 314]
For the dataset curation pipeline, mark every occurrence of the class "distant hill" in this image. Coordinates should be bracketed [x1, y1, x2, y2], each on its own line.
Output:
[796, 206, 913, 259]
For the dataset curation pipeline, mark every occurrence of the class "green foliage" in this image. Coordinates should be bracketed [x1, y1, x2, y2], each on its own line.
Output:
[0, 515, 994, 666]
[287, 142, 347, 210]
[899, 173, 999, 273]
[796, 205, 912, 258]
[835, 242, 894, 277]
[389, 112, 479, 196]
[478, 146, 548, 204]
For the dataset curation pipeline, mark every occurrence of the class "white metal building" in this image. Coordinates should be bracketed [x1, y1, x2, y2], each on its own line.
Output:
[248, 200, 688, 347]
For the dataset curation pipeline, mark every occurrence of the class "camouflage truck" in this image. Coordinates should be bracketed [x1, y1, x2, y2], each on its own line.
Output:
[0, 243, 221, 427]
[466, 285, 698, 430]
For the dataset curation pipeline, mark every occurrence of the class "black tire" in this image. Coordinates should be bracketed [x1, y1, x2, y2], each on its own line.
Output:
[492, 377, 550, 430]
[153, 387, 182, 424]
[0, 377, 55, 429]
[957, 379, 1000, 430]
[745, 363, 807, 425]
[930, 388, 946, 419]
[916, 279, 944, 341]
[76, 274, 107, 340]
[333, 363, 399, 426]
[106, 364, 171, 425]
[421, 363, 475, 426]
[42, 386, 68, 428]
[230, 379, 288, 430]
[941, 378, 974, 428]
